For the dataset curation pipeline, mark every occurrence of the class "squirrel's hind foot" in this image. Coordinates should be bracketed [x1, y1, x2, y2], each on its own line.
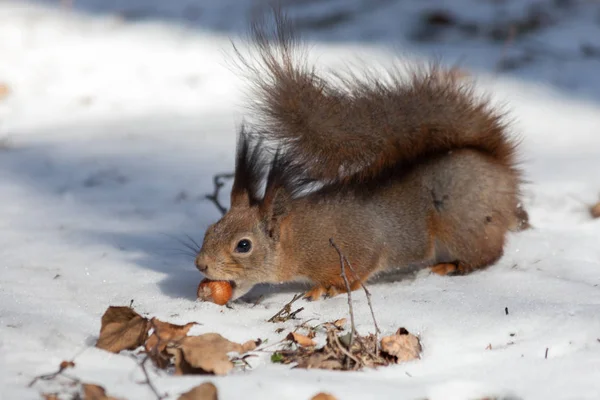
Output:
[430, 262, 476, 276]
[304, 280, 364, 301]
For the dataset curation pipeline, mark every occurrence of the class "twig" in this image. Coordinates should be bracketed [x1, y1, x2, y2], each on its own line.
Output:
[329, 329, 361, 370]
[132, 319, 168, 399]
[545, 347, 549, 359]
[28, 361, 79, 388]
[267, 293, 305, 323]
[205, 173, 234, 216]
[344, 257, 381, 352]
[329, 238, 356, 353]
[137, 354, 167, 400]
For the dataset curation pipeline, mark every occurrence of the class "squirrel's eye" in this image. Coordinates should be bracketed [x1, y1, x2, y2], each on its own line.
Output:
[234, 239, 252, 253]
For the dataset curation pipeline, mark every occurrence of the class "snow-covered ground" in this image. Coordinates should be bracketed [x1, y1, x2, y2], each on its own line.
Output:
[1, 1, 600, 399]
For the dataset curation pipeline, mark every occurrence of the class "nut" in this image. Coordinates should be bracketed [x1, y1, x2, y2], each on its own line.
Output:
[197, 279, 233, 305]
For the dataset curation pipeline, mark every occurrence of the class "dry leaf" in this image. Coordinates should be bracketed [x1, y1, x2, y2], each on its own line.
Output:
[178, 382, 219, 400]
[590, 202, 600, 219]
[42, 394, 59, 400]
[169, 334, 257, 375]
[380, 328, 422, 363]
[59, 360, 75, 370]
[146, 318, 197, 368]
[287, 332, 316, 347]
[96, 306, 150, 353]
[0, 83, 10, 100]
[146, 318, 196, 352]
[311, 393, 338, 400]
[333, 319, 347, 328]
[82, 383, 120, 400]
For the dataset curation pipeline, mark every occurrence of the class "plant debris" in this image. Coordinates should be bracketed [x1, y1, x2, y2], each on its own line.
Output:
[92, 305, 258, 377]
[271, 323, 421, 371]
[177, 382, 219, 400]
[267, 293, 305, 323]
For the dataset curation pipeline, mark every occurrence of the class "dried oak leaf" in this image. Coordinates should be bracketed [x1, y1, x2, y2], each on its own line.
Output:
[178, 382, 219, 400]
[146, 318, 197, 350]
[333, 318, 347, 329]
[0, 82, 10, 100]
[287, 332, 317, 347]
[311, 393, 338, 400]
[380, 328, 422, 363]
[95, 306, 150, 353]
[82, 383, 121, 400]
[590, 202, 600, 219]
[145, 317, 197, 368]
[168, 334, 257, 375]
[59, 360, 75, 370]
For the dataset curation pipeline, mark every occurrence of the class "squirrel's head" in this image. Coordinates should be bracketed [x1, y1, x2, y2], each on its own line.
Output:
[195, 128, 293, 299]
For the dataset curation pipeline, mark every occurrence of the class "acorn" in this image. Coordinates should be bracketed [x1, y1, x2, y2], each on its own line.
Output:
[197, 279, 233, 305]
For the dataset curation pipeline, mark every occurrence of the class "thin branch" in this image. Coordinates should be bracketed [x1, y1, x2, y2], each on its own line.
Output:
[329, 329, 361, 369]
[344, 259, 381, 352]
[329, 238, 356, 352]
[205, 172, 234, 216]
[137, 354, 167, 400]
[268, 293, 305, 323]
[132, 319, 168, 400]
[28, 361, 79, 388]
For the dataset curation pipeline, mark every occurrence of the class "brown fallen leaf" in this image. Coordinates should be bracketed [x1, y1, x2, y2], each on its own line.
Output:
[311, 393, 338, 400]
[145, 318, 197, 367]
[96, 306, 150, 353]
[42, 394, 59, 400]
[168, 334, 258, 375]
[82, 383, 121, 400]
[590, 202, 600, 219]
[287, 332, 317, 347]
[59, 360, 75, 370]
[380, 328, 422, 363]
[333, 318, 347, 329]
[0, 83, 10, 100]
[178, 382, 219, 400]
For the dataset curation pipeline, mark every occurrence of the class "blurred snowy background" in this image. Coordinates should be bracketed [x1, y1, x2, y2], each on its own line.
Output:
[1, 1, 599, 399]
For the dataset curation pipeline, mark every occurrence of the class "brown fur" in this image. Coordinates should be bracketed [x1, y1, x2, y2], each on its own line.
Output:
[195, 8, 529, 301]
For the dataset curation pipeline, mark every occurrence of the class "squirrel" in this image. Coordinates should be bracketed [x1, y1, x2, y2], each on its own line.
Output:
[195, 9, 529, 302]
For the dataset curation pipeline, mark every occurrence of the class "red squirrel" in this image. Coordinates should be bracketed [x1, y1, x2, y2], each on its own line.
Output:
[195, 9, 529, 302]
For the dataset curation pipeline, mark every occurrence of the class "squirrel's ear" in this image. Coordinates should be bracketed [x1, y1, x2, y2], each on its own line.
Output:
[230, 126, 264, 209]
[260, 150, 292, 240]
[261, 187, 291, 240]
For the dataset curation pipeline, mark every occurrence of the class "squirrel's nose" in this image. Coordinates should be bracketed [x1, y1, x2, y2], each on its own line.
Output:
[195, 255, 208, 273]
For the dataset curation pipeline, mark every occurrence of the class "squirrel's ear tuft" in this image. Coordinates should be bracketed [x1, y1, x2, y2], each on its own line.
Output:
[230, 126, 265, 208]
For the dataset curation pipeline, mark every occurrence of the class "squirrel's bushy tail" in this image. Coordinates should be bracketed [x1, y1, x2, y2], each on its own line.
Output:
[234, 8, 521, 184]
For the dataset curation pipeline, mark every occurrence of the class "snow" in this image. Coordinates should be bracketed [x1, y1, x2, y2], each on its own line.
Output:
[1, 1, 600, 399]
